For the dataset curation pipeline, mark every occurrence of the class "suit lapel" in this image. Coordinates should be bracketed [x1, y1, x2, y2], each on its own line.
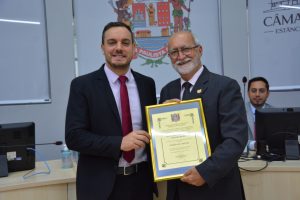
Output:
[171, 79, 182, 100]
[95, 65, 121, 124]
[190, 66, 209, 99]
[132, 71, 147, 126]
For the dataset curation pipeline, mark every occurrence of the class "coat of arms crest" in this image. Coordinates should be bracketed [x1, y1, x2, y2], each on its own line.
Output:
[108, 0, 193, 67]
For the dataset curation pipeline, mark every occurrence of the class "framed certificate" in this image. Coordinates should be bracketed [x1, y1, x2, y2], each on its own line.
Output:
[145, 99, 211, 182]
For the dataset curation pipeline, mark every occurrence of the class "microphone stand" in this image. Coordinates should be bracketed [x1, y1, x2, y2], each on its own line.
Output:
[242, 76, 248, 155]
[242, 76, 247, 101]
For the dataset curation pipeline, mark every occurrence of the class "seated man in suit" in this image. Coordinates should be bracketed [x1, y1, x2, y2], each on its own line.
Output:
[246, 77, 272, 151]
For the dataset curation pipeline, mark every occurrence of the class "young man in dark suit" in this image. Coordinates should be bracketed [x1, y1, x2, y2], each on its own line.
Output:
[159, 31, 248, 200]
[65, 22, 157, 200]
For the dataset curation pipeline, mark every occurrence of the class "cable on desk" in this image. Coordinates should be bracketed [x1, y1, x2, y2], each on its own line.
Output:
[23, 148, 51, 179]
[238, 156, 269, 172]
[239, 155, 254, 162]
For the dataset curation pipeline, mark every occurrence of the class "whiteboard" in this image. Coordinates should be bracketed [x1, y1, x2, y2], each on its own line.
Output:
[73, 0, 223, 94]
[248, 0, 300, 91]
[0, 0, 51, 105]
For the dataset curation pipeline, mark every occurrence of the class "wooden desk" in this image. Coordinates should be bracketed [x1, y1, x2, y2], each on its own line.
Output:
[155, 160, 300, 200]
[3, 159, 297, 200]
[239, 159, 300, 200]
[0, 160, 76, 200]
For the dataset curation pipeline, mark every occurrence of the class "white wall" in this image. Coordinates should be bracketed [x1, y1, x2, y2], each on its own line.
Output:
[220, 0, 300, 107]
[220, 0, 249, 92]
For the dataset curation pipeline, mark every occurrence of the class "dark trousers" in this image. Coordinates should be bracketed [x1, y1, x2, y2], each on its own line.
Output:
[108, 162, 153, 200]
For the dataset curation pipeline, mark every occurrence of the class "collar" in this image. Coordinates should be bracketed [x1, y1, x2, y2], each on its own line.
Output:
[250, 103, 256, 115]
[104, 64, 133, 84]
[250, 103, 267, 115]
[180, 65, 204, 87]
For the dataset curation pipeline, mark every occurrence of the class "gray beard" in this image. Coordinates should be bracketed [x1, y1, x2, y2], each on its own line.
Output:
[172, 60, 195, 75]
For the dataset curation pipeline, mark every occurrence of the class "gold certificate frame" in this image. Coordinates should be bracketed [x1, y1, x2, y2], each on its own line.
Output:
[146, 99, 211, 182]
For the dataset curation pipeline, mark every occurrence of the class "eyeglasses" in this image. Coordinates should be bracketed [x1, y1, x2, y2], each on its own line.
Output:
[168, 45, 199, 59]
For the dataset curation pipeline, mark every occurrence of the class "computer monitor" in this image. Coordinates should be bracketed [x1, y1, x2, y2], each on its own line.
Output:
[0, 122, 35, 172]
[256, 107, 300, 161]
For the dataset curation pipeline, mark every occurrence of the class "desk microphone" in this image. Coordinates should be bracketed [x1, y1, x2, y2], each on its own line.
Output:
[36, 141, 63, 146]
[242, 76, 247, 100]
[0, 141, 63, 148]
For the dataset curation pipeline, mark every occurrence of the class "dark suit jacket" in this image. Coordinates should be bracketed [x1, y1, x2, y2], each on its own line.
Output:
[65, 65, 157, 200]
[160, 66, 248, 200]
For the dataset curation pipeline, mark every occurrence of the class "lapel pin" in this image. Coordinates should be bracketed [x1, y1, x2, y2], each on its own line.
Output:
[197, 89, 202, 94]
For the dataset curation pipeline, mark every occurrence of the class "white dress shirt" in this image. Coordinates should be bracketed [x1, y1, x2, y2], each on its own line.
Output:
[180, 65, 204, 99]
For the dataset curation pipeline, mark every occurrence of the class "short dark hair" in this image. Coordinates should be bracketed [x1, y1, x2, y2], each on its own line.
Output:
[248, 77, 269, 91]
[101, 22, 134, 45]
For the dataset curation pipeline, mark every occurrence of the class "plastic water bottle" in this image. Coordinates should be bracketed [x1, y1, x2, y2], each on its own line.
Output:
[72, 150, 79, 164]
[61, 144, 73, 169]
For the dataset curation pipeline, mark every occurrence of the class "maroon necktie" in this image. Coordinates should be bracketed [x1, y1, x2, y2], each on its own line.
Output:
[119, 76, 135, 163]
